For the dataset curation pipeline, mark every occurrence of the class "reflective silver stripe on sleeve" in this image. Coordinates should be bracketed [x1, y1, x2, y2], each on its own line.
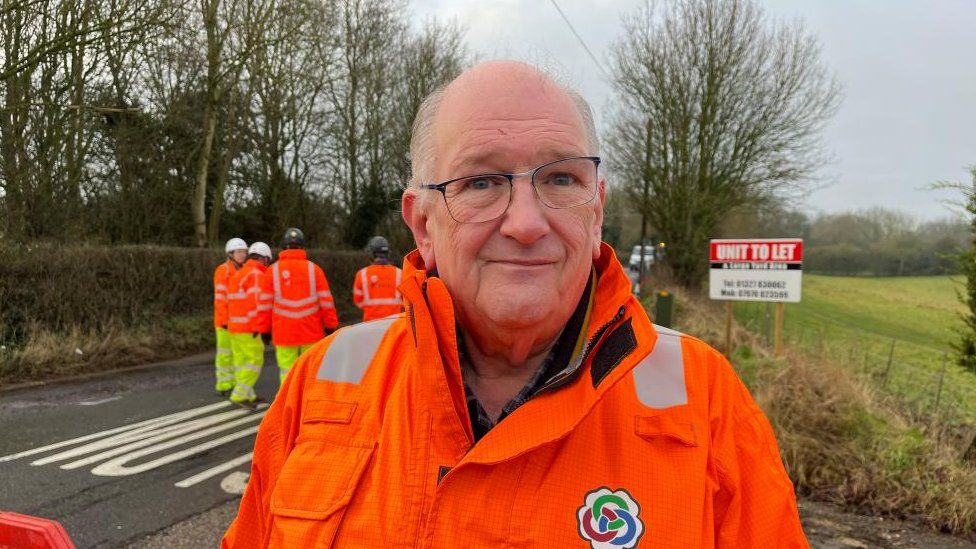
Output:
[360, 269, 370, 301]
[318, 317, 398, 384]
[215, 284, 228, 291]
[632, 324, 687, 409]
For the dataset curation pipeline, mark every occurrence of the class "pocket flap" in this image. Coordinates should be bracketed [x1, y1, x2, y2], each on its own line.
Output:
[635, 410, 699, 447]
[271, 442, 374, 520]
[303, 399, 357, 424]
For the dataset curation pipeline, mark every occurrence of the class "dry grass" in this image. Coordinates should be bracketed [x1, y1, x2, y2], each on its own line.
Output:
[0, 316, 212, 385]
[650, 279, 976, 536]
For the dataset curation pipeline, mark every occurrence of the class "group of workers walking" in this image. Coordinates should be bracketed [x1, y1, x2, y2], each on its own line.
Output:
[212, 229, 401, 409]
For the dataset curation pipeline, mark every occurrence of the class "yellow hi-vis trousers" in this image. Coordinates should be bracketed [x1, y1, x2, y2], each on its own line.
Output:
[214, 328, 234, 392]
[275, 344, 315, 384]
[230, 332, 264, 403]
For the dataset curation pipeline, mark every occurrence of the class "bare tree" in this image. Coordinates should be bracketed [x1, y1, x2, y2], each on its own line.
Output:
[0, 0, 464, 248]
[0, 0, 161, 240]
[235, 0, 335, 237]
[606, 0, 840, 287]
[190, 0, 283, 247]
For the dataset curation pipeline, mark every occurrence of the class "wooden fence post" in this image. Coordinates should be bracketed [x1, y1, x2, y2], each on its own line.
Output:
[933, 352, 948, 412]
[882, 339, 896, 387]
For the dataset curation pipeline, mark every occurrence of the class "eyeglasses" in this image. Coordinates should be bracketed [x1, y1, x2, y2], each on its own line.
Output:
[419, 156, 601, 224]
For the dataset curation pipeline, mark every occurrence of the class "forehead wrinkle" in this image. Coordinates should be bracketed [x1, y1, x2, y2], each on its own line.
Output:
[442, 119, 588, 176]
[447, 136, 587, 177]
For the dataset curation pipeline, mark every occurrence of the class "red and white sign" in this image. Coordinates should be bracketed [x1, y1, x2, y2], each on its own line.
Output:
[709, 238, 802, 302]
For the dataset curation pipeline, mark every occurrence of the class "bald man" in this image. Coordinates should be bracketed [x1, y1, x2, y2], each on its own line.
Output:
[223, 61, 807, 548]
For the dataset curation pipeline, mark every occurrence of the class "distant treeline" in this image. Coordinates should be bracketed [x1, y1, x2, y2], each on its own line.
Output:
[724, 207, 967, 276]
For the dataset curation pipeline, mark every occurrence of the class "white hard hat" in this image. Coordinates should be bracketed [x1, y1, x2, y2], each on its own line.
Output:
[225, 238, 248, 254]
[248, 242, 272, 259]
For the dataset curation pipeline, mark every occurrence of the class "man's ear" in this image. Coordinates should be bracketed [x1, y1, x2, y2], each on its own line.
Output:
[592, 178, 606, 260]
[402, 188, 436, 270]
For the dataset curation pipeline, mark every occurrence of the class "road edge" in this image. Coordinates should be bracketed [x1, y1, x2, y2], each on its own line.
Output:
[0, 351, 215, 395]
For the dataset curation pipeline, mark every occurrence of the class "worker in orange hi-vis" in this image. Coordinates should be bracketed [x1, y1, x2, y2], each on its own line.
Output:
[352, 236, 403, 322]
[257, 228, 339, 383]
[224, 61, 807, 548]
[213, 238, 248, 396]
[226, 242, 273, 410]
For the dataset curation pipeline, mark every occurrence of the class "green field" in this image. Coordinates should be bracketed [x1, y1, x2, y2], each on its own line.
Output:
[732, 275, 976, 421]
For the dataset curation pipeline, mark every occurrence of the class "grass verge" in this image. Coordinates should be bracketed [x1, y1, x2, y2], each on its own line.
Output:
[645, 278, 976, 536]
[732, 275, 976, 422]
[0, 316, 212, 386]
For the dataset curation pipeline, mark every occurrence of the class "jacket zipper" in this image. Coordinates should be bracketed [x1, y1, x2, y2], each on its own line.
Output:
[534, 305, 628, 396]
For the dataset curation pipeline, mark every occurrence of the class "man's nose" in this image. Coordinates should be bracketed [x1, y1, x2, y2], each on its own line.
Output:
[498, 178, 550, 244]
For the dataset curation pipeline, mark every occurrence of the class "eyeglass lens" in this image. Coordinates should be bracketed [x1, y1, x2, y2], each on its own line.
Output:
[442, 157, 597, 223]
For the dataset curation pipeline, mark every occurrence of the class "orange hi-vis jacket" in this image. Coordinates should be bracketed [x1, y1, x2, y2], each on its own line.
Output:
[227, 260, 270, 334]
[224, 243, 807, 548]
[213, 260, 239, 328]
[352, 262, 403, 321]
[257, 249, 339, 347]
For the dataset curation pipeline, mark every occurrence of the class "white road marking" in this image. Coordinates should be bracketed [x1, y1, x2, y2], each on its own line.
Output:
[78, 397, 121, 406]
[0, 401, 231, 463]
[91, 425, 261, 476]
[220, 471, 250, 495]
[2, 398, 265, 490]
[60, 410, 265, 470]
[175, 453, 253, 488]
[31, 404, 256, 467]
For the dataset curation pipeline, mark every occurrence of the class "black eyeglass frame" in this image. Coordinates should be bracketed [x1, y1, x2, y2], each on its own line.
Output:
[418, 156, 602, 223]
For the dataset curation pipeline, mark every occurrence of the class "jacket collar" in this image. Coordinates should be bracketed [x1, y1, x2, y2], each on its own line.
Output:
[278, 249, 307, 261]
[400, 243, 635, 347]
[243, 259, 268, 272]
[399, 243, 656, 462]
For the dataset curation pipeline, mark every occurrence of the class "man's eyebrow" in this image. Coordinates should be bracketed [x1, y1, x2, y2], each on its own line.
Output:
[449, 152, 500, 176]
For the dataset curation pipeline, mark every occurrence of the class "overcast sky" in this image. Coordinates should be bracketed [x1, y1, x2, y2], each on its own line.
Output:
[410, 0, 976, 221]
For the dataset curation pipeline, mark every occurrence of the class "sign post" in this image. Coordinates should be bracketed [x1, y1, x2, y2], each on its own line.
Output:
[709, 238, 803, 357]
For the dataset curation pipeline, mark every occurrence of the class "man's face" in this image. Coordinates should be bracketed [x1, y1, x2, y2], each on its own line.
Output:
[405, 65, 605, 334]
[230, 250, 247, 264]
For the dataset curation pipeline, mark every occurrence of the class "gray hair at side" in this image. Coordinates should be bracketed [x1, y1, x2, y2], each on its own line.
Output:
[407, 78, 601, 191]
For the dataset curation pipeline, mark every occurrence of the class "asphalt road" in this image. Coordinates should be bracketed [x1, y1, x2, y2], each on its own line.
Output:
[0, 350, 280, 548]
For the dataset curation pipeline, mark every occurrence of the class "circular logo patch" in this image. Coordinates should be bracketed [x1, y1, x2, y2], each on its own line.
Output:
[577, 488, 644, 548]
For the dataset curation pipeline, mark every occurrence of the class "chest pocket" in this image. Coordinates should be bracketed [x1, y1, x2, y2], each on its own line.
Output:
[269, 401, 375, 548]
[635, 407, 699, 447]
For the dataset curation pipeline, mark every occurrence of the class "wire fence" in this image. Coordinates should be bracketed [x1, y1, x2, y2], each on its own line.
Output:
[735, 302, 976, 457]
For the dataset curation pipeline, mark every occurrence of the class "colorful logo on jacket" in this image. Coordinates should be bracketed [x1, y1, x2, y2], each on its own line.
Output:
[577, 488, 644, 548]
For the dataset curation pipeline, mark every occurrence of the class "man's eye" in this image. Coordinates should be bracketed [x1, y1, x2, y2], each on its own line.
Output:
[465, 177, 494, 190]
[547, 173, 576, 186]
